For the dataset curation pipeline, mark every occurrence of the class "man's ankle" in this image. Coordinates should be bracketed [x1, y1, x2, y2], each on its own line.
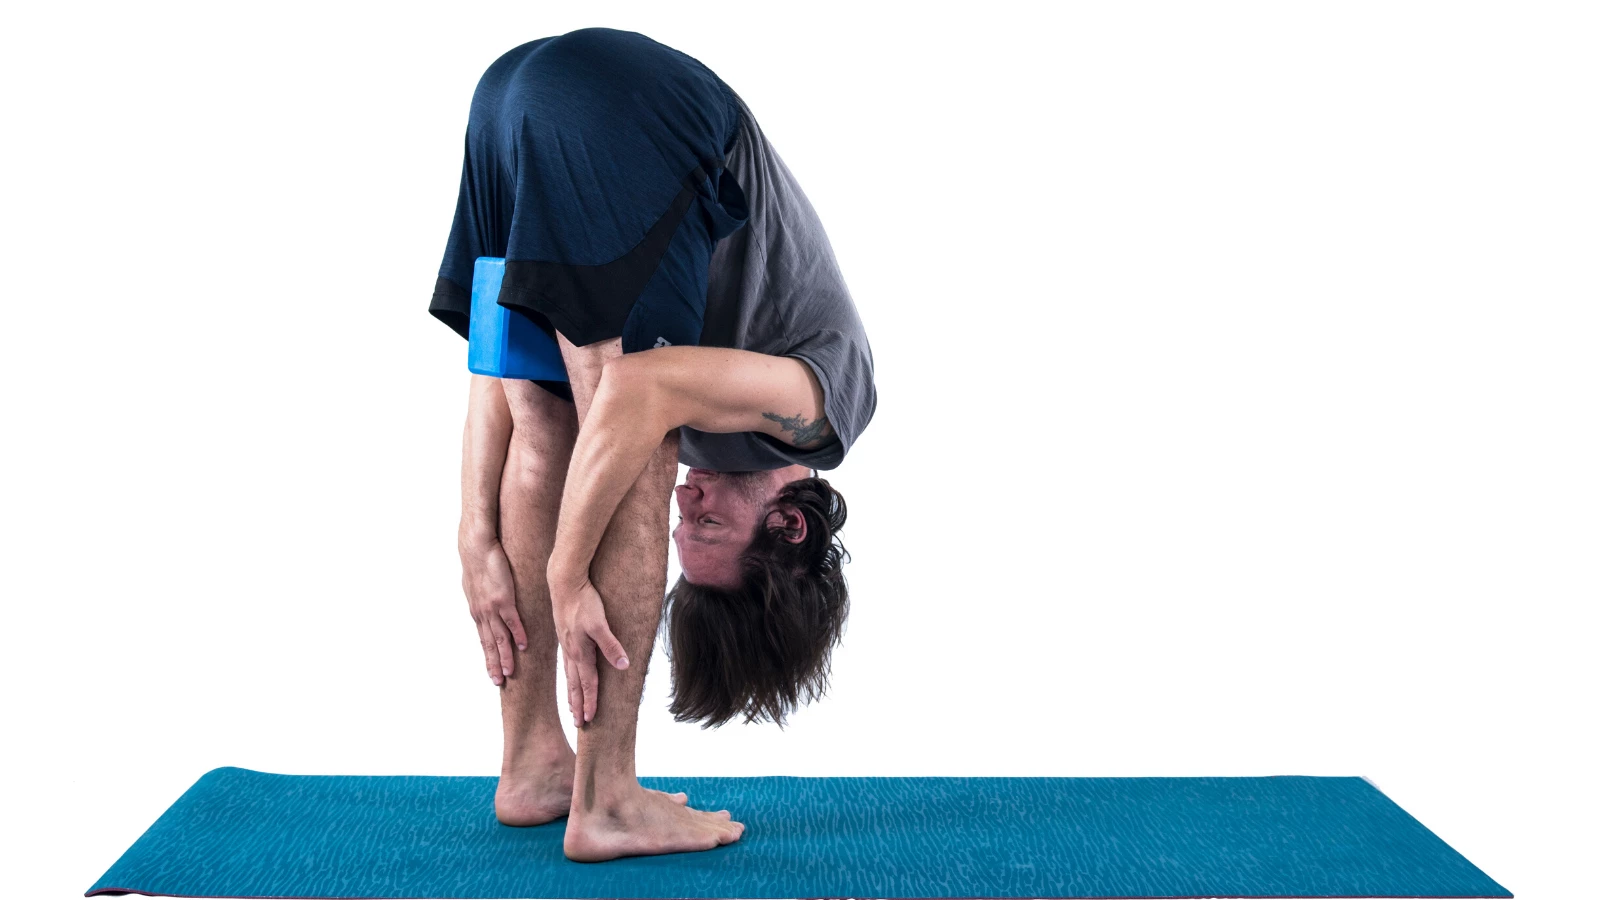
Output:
[570, 765, 644, 813]
[501, 739, 576, 777]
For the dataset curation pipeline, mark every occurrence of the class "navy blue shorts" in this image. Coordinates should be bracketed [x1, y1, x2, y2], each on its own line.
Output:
[429, 28, 750, 399]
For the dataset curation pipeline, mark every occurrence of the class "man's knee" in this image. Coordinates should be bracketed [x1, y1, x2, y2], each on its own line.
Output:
[501, 379, 578, 482]
[556, 334, 622, 424]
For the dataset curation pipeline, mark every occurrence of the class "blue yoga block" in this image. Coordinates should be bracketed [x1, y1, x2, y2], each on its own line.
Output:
[466, 257, 568, 381]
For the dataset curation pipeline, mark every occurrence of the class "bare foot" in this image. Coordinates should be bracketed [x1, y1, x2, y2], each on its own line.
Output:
[496, 759, 576, 827]
[565, 782, 744, 861]
[497, 754, 688, 826]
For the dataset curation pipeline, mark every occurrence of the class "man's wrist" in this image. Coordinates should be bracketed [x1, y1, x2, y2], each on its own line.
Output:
[458, 518, 498, 556]
[546, 560, 589, 601]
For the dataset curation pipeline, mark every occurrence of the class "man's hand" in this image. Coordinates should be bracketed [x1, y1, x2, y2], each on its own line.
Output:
[550, 577, 630, 727]
[460, 539, 528, 686]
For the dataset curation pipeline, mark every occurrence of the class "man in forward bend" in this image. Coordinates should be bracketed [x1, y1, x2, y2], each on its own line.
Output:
[427, 29, 878, 861]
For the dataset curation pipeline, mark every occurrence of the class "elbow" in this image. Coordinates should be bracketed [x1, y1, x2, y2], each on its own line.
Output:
[597, 354, 678, 437]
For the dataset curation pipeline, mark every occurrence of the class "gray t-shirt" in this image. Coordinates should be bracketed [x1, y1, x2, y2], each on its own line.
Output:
[680, 90, 878, 472]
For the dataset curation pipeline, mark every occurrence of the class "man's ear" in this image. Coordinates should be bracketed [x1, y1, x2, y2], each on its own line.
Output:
[768, 506, 807, 543]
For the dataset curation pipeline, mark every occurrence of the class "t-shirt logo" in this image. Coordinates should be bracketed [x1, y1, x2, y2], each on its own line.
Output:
[654, 336, 673, 348]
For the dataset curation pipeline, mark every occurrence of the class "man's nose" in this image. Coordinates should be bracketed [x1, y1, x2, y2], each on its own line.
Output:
[677, 483, 702, 508]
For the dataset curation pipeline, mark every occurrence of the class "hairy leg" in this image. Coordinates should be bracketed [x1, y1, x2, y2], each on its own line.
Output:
[556, 334, 743, 861]
[493, 376, 690, 826]
[493, 379, 579, 825]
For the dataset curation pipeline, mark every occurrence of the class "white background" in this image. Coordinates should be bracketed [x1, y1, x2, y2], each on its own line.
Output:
[2, 2, 1594, 898]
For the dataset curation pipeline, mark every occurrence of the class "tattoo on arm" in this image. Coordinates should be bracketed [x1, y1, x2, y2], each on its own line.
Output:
[763, 411, 836, 448]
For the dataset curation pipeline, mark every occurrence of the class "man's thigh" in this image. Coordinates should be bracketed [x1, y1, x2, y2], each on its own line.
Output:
[501, 378, 579, 478]
[556, 334, 621, 426]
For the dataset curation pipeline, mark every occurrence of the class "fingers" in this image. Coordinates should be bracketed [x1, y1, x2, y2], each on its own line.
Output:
[477, 617, 506, 686]
[502, 607, 529, 654]
[563, 652, 582, 728]
[488, 615, 516, 680]
[578, 643, 600, 724]
[590, 620, 630, 671]
[574, 617, 624, 723]
[557, 616, 635, 726]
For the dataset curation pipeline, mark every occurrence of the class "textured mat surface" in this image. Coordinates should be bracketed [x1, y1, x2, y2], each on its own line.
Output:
[87, 767, 1509, 898]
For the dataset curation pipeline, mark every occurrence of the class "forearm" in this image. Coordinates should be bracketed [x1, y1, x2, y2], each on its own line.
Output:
[546, 363, 674, 597]
[459, 374, 514, 553]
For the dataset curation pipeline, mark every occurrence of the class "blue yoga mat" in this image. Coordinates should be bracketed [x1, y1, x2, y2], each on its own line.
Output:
[87, 767, 1509, 899]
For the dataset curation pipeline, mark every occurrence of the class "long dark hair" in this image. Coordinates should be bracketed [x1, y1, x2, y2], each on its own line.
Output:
[661, 476, 851, 728]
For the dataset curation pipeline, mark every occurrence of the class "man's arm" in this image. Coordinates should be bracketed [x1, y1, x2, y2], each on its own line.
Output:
[545, 359, 677, 597]
[460, 374, 513, 551]
[621, 345, 837, 450]
[545, 346, 834, 595]
[458, 374, 529, 684]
